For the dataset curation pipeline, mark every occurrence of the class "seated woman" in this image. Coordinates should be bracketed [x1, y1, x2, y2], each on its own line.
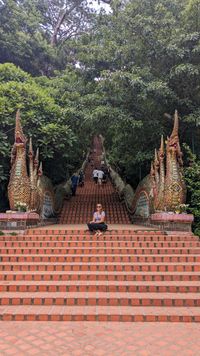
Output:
[87, 204, 108, 236]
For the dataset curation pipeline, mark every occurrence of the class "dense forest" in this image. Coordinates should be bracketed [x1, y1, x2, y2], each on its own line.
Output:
[0, 0, 200, 229]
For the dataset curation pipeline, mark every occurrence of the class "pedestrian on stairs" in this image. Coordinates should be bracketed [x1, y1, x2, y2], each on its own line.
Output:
[92, 167, 99, 184]
[71, 173, 79, 196]
[87, 204, 108, 236]
[97, 169, 104, 186]
[78, 170, 84, 187]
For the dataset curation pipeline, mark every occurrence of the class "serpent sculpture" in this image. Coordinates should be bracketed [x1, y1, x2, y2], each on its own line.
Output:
[8, 110, 55, 218]
[131, 110, 186, 217]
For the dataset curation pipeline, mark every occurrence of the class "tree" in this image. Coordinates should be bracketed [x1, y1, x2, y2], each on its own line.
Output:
[0, 0, 200, 218]
[0, 63, 93, 210]
[37, 0, 112, 46]
[0, 0, 57, 75]
[73, 0, 200, 184]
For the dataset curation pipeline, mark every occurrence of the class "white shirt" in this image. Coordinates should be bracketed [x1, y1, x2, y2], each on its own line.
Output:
[98, 170, 104, 179]
[93, 169, 98, 178]
[94, 211, 105, 222]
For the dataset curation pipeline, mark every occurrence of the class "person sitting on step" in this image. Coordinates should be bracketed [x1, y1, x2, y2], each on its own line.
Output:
[87, 204, 108, 236]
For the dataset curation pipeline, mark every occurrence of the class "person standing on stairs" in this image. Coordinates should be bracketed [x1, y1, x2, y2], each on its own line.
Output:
[87, 204, 108, 236]
[97, 168, 104, 187]
[92, 167, 99, 184]
[71, 172, 79, 196]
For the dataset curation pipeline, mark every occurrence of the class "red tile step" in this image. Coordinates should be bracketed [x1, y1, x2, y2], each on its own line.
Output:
[1, 281, 200, 293]
[1, 247, 200, 255]
[1, 271, 200, 282]
[0, 234, 198, 242]
[1, 306, 199, 322]
[1, 271, 199, 282]
[25, 230, 166, 235]
[1, 241, 199, 248]
[0, 262, 199, 272]
[0, 291, 200, 307]
[1, 254, 200, 263]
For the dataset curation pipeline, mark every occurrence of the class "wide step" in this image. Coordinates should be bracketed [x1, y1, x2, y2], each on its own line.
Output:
[0, 228, 200, 323]
[1, 281, 200, 293]
[1, 271, 200, 282]
[1, 306, 199, 322]
[0, 291, 200, 307]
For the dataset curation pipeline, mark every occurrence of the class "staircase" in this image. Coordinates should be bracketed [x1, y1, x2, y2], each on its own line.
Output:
[59, 136, 130, 224]
[0, 229, 200, 321]
[0, 136, 199, 322]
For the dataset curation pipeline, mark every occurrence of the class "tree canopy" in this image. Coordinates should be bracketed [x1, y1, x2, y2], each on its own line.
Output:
[0, 0, 200, 221]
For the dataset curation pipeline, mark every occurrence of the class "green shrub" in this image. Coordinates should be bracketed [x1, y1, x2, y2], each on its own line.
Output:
[184, 145, 200, 237]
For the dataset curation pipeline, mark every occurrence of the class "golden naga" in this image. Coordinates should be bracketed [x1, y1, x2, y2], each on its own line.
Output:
[131, 110, 186, 217]
[8, 110, 31, 210]
[8, 110, 55, 217]
[151, 110, 186, 212]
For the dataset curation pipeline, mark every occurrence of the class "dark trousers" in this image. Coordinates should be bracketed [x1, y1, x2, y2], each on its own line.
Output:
[87, 222, 108, 232]
[71, 185, 77, 196]
[93, 177, 98, 184]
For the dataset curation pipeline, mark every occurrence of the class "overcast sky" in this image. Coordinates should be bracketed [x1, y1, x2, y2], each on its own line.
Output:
[89, 0, 111, 13]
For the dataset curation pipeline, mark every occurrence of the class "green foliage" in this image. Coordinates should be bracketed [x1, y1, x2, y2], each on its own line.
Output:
[0, 0, 57, 75]
[184, 145, 200, 235]
[73, 0, 200, 184]
[0, 63, 91, 209]
[0, 0, 200, 217]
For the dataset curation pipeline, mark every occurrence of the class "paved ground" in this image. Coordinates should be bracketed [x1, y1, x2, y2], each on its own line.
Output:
[0, 322, 200, 356]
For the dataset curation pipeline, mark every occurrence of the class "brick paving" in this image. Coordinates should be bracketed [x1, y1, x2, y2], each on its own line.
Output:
[0, 322, 200, 355]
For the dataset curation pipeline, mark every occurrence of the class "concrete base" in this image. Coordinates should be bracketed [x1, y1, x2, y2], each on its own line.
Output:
[150, 212, 194, 232]
[0, 212, 40, 230]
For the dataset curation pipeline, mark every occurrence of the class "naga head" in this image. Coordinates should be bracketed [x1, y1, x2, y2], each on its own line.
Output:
[15, 109, 27, 148]
[29, 137, 33, 160]
[166, 110, 183, 166]
[158, 135, 165, 162]
[150, 161, 155, 178]
[38, 162, 43, 177]
[34, 148, 39, 169]
[154, 149, 159, 171]
[167, 110, 179, 152]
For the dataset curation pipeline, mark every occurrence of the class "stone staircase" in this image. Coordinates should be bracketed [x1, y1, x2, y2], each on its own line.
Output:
[0, 229, 200, 322]
[0, 136, 199, 322]
[59, 136, 130, 224]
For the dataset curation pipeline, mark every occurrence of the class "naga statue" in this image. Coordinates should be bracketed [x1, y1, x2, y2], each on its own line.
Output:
[8, 110, 55, 217]
[131, 110, 186, 217]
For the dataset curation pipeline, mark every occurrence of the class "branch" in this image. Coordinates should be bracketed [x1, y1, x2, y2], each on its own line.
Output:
[50, 0, 83, 46]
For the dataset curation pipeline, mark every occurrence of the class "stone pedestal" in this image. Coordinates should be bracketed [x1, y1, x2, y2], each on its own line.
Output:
[150, 212, 194, 232]
[0, 212, 40, 230]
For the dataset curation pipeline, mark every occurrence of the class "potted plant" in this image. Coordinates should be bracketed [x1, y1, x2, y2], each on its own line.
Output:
[15, 202, 28, 212]
[174, 204, 189, 214]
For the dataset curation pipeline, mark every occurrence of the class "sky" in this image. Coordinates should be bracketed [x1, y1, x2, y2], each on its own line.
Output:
[89, 0, 111, 13]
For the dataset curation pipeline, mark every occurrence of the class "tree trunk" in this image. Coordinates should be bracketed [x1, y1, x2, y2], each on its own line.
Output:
[50, 0, 112, 46]
[50, 1, 83, 46]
